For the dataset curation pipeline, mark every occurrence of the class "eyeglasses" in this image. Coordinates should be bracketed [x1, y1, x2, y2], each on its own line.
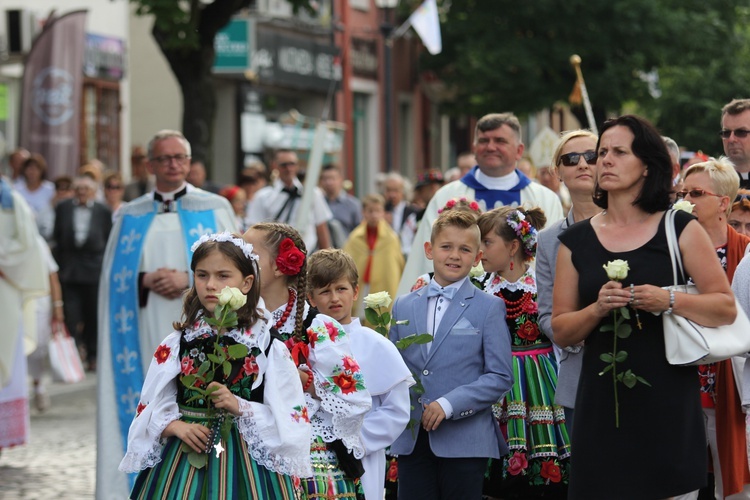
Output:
[106, 184, 123, 190]
[557, 150, 597, 167]
[719, 129, 750, 139]
[151, 154, 190, 165]
[277, 161, 297, 168]
[676, 188, 723, 199]
[735, 193, 750, 203]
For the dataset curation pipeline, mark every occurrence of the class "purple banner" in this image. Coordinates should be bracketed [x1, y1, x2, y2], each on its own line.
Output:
[19, 10, 87, 179]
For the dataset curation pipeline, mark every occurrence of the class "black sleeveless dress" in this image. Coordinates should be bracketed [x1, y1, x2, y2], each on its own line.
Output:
[558, 211, 706, 499]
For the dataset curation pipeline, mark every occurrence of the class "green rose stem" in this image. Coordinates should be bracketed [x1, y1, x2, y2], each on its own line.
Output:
[600, 263, 650, 428]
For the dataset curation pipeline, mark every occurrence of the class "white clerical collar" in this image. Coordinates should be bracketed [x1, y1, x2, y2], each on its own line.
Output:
[475, 169, 519, 190]
[154, 183, 188, 201]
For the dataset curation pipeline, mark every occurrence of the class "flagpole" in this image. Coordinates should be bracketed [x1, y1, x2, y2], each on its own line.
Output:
[570, 54, 598, 135]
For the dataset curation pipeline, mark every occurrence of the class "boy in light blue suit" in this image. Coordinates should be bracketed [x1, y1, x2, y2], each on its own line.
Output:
[389, 210, 513, 500]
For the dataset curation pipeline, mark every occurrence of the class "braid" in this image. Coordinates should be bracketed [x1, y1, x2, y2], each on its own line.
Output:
[253, 222, 308, 340]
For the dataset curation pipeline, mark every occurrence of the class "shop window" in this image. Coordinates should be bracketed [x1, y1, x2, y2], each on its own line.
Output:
[81, 79, 120, 171]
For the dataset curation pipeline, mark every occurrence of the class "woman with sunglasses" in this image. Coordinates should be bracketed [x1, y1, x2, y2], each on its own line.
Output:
[552, 115, 735, 499]
[535, 129, 600, 437]
[679, 157, 750, 499]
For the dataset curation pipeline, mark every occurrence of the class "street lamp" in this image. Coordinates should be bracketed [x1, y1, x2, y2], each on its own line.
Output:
[375, 0, 398, 172]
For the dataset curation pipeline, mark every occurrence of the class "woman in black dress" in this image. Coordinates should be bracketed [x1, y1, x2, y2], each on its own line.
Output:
[551, 115, 737, 499]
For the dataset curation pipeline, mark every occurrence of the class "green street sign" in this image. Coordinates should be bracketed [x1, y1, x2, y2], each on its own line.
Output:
[213, 19, 251, 73]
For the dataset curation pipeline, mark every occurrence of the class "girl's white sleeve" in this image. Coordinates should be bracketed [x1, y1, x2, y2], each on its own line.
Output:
[119, 332, 182, 473]
[234, 338, 313, 478]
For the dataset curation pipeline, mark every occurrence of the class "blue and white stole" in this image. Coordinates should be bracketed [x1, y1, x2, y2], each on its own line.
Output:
[109, 198, 218, 462]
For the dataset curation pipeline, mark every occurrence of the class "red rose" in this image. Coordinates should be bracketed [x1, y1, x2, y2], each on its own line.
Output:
[276, 239, 305, 276]
[154, 344, 171, 364]
[540, 460, 562, 483]
[243, 356, 259, 376]
[279, 238, 295, 253]
[300, 406, 310, 423]
[325, 321, 340, 342]
[342, 355, 360, 373]
[517, 320, 540, 342]
[180, 356, 195, 375]
[136, 402, 147, 417]
[332, 373, 357, 394]
[506, 451, 528, 476]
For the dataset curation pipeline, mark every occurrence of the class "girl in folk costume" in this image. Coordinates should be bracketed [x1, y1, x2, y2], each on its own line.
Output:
[478, 207, 570, 499]
[119, 233, 311, 499]
[244, 222, 372, 499]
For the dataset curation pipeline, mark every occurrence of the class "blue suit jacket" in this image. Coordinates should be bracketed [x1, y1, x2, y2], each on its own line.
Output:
[389, 278, 513, 458]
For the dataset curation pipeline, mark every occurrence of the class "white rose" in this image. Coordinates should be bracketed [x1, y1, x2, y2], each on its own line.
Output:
[218, 287, 247, 310]
[603, 260, 629, 281]
[363, 291, 392, 310]
[469, 262, 485, 278]
[672, 200, 695, 214]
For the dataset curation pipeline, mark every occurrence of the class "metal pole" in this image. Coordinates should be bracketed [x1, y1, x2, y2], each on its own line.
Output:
[382, 10, 394, 172]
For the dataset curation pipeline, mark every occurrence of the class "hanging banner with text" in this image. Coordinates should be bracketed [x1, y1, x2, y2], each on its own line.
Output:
[19, 10, 87, 179]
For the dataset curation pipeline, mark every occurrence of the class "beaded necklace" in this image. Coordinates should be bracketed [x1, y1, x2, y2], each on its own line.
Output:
[500, 290, 532, 320]
[273, 288, 296, 330]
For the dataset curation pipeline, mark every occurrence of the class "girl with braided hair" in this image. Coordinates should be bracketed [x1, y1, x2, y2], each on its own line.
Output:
[244, 223, 371, 499]
[478, 206, 570, 499]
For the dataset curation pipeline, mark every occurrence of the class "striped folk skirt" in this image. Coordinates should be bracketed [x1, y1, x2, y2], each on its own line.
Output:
[300, 436, 361, 499]
[130, 407, 301, 500]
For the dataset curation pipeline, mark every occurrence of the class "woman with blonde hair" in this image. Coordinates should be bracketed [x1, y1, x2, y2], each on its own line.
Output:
[535, 129, 600, 434]
[678, 157, 750, 499]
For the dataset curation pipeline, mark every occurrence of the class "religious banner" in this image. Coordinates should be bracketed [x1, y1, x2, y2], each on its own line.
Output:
[19, 10, 88, 179]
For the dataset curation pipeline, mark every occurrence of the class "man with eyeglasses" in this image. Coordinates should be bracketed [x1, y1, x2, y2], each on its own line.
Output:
[397, 112, 564, 295]
[247, 148, 332, 251]
[95, 130, 237, 499]
[721, 99, 750, 189]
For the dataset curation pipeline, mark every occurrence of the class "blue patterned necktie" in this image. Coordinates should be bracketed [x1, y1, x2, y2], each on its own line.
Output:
[426, 281, 456, 300]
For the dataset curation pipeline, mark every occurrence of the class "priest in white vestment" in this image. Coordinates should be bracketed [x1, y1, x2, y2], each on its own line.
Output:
[95, 131, 237, 500]
[0, 178, 48, 449]
[397, 113, 564, 296]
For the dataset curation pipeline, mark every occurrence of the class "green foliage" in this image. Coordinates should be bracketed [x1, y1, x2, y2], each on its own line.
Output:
[424, 0, 750, 149]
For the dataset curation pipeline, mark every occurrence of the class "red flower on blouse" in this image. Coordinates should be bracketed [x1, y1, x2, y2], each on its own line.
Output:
[154, 344, 171, 364]
[342, 356, 360, 373]
[540, 460, 562, 483]
[517, 320, 540, 342]
[307, 329, 319, 348]
[325, 321, 340, 342]
[332, 373, 357, 394]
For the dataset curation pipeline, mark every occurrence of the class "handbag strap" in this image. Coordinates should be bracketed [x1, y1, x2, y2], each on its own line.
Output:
[664, 209, 686, 286]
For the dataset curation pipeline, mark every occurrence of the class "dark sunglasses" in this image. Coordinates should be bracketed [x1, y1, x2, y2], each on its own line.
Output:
[557, 150, 597, 167]
[676, 188, 723, 199]
[719, 129, 750, 139]
[735, 193, 750, 203]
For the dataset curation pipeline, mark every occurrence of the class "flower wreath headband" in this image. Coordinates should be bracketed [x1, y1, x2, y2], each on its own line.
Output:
[437, 197, 482, 214]
[191, 232, 260, 266]
[506, 210, 538, 258]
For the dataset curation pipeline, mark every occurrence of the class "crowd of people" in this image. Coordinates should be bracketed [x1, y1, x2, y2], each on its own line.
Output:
[4, 101, 750, 500]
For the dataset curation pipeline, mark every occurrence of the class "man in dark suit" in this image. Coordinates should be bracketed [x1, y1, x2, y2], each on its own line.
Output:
[53, 175, 112, 370]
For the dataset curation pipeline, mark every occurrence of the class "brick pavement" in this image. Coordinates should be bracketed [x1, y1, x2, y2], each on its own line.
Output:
[0, 374, 96, 499]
